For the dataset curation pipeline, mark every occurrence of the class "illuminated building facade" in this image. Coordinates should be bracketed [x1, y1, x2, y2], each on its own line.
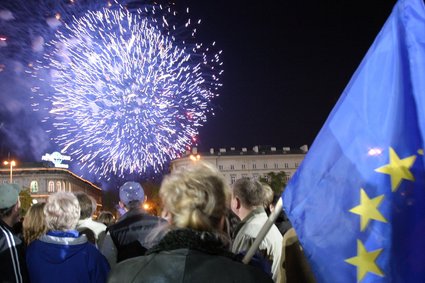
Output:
[0, 162, 102, 208]
[170, 145, 308, 185]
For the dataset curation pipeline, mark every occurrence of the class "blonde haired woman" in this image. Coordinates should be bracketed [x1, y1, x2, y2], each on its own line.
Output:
[22, 202, 47, 246]
[26, 192, 110, 283]
[108, 162, 272, 283]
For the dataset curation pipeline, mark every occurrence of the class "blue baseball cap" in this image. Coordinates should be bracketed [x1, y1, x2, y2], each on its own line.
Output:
[119, 181, 144, 205]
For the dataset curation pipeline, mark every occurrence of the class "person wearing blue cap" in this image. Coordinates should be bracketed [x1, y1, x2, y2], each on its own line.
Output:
[108, 162, 273, 283]
[0, 183, 29, 283]
[100, 181, 166, 268]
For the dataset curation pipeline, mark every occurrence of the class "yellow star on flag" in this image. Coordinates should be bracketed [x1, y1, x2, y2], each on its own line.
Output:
[375, 147, 416, 192]
[349, 188, 387, 231]
[345, 240, 384, 282]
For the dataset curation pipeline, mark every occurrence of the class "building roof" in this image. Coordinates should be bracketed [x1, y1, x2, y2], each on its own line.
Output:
[0, 163, 102, 191]
[181, 145, 308, 157]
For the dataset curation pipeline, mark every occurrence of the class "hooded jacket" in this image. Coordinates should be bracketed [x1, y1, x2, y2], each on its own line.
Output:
[26, 230, 110, 283]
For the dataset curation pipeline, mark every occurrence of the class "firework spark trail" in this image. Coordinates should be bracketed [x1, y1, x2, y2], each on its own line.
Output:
[34, 3, 222, 178]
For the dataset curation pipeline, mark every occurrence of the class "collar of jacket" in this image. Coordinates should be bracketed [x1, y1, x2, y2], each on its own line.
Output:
[39, 230, 88, 245]
[233, 207, 266, 237]
[147, 228, 235, 259]
[0, 218, 13, 230]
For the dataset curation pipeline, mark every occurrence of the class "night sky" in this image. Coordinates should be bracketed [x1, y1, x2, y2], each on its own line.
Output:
[186, 0, 398, 151]
[0, 0, 399, 180]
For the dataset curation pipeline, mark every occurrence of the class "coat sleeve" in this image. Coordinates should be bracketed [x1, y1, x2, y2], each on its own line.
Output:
[99, 232, 118, 269]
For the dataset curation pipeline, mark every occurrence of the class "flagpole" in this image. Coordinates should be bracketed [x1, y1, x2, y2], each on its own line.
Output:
[242, 197, 283, 264]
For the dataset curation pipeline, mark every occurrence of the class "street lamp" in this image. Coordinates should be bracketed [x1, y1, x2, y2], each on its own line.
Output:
[3, 160, 16, 183]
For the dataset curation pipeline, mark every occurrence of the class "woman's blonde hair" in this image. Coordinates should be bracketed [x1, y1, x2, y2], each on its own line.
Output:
[44, 192, 80, 231]
[23, 202, 47, 245]
[160, 162, 229, 232]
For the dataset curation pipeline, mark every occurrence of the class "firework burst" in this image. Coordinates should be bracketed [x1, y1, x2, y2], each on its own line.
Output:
[33, 2, 223, 177]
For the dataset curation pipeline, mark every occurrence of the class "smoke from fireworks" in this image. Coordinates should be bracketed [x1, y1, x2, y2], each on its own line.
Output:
[29, 2, 223, 177]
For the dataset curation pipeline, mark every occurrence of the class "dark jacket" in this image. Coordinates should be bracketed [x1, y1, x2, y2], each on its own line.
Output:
[275, 210, 292, 236]
[108, 209, 166, 262]
[0, 219, 29, 283]
[108, 228, 273, 283]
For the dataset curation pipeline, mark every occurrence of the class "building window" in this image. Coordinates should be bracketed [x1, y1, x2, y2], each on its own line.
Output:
[218, 165, 223, 170]
[230, 174, 236, 184]
[274, 163, 279, 169]
[48, 181, 54, 192]
[230, 165, 235, 170]
[241, 164, 246, 170]
[30, 181, 39, 193]
[295, 162, 299, 168]
[56, 181, 62, 192]
[264, 164, 268, 169]
[3, 180, 7, 184]
[284, 163, 289, 168]
[252, 164, 256, 169]
[241, 174, 248, 179]
[252, 174, 259, 180]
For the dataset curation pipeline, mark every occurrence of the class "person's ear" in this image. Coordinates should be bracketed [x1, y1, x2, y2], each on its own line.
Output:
[13, 203, 19, 213]
[235, 197, 241, 210]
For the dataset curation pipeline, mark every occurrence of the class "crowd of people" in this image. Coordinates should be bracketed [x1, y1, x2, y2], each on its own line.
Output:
[0, 162, 312, 283]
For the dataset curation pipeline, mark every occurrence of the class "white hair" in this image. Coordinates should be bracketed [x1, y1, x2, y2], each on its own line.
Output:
[44, 192, 81, 231]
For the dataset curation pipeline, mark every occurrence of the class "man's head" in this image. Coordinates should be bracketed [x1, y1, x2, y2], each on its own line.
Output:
[119, 181, 144, 210]
[74, 192, 96, 220]
[231, 178, 264, 220]
[0, 183, 21, 226]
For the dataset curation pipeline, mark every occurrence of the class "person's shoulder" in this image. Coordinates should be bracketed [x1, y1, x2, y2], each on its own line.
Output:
[0, 221, 13, 236]
[237, 219, 264, 237]
[88, 219, 107, 230]
[108, 255, 152, 282]
[26, 239, 44, 255]
[268, 224, 283, 239]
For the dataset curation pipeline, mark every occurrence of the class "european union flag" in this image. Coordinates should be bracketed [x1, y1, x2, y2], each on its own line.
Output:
[283, 0, 425, 282]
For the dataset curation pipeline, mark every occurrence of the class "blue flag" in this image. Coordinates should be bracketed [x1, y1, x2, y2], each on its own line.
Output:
[283, 0, 425, 282]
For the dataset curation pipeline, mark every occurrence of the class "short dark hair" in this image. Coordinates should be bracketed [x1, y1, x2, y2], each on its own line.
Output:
[232, 178, 264, 208]
[126, 200, 142, 210]
[74, 192, 96, 219]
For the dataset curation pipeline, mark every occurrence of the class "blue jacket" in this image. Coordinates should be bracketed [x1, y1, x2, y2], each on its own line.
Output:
[26, 230, 110, 283]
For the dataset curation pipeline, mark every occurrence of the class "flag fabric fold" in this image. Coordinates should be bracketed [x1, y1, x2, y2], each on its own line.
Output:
[283, 0, 425, 282]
